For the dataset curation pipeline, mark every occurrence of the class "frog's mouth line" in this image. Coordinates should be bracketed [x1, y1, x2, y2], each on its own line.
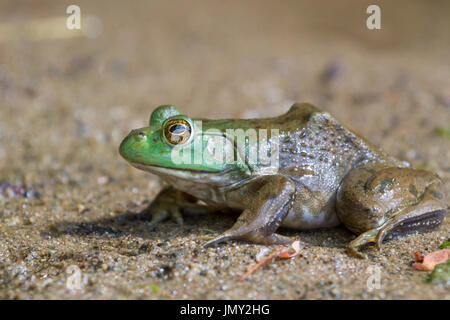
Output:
[128, 161, 249, 187]
[128, 161, 225, 174]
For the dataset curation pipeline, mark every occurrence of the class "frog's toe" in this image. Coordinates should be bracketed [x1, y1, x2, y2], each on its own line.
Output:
[202, 230, 295, 247]
[169, 207, 184, 225]
[202, 233, 232, 247]
[141, 202, 184, 227]
[147, 208, 169, 226]
[347, 228, 379, 259]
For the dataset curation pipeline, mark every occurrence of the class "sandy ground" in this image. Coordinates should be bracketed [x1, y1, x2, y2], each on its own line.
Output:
[0, 0, 449, 299]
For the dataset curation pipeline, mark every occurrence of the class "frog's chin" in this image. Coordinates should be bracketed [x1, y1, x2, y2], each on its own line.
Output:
[127, 161, 242, 186]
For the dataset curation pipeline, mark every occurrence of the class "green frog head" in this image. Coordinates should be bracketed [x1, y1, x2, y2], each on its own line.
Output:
[119, 105, 249, 175]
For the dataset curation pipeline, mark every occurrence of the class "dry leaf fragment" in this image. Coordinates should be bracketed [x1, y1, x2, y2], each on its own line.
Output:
[239, 250, 280, 281]
[240, 240, 303, 281]
[278, 240, 303, 258]
[412, 249, 450, 271]
[414, 251, 424, 262]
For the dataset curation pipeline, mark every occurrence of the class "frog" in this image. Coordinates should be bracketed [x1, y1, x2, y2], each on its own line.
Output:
[119, 103, 448, 258]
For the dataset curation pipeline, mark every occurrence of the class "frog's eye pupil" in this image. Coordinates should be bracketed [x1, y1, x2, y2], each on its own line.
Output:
[169, 124, 186, 134]
[164, 119, 191, 145]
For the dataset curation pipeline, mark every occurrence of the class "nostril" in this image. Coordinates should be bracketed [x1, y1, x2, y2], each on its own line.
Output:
[136, 132, 146, 139]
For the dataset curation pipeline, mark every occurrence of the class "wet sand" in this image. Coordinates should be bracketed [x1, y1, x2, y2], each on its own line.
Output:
[0, 0, 449, 299]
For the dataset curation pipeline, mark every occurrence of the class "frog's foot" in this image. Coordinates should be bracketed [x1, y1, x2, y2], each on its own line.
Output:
[347, 207, 446, 258]
[337, 162, 447, 258]
[347, 228, 380, 259]
[203, 175, 296, 247]
[139, 200, 184, 226]
[139, 187, 210, 227]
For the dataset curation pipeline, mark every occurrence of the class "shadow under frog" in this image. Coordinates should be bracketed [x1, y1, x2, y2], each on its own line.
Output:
[43, 205, 354, 251]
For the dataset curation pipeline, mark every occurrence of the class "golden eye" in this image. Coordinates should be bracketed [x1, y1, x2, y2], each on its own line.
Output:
[164, 119, 191, 145]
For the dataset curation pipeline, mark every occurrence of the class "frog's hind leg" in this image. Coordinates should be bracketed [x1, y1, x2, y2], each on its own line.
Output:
[336, 163, 447, 259]
[346, 206, 446, 259]
[374, 203, 446, 245]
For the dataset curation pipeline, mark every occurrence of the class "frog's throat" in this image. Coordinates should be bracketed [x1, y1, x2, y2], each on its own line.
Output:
[128, 161, 247, 187]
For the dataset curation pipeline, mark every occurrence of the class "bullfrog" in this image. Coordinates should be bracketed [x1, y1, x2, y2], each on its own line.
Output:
[119, 103, 447, 258]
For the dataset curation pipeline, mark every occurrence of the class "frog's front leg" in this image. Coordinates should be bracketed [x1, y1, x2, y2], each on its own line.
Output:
[203, 175, 296, 247]
[337, 162, 447, 258]
[139, 186, 211, 226]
